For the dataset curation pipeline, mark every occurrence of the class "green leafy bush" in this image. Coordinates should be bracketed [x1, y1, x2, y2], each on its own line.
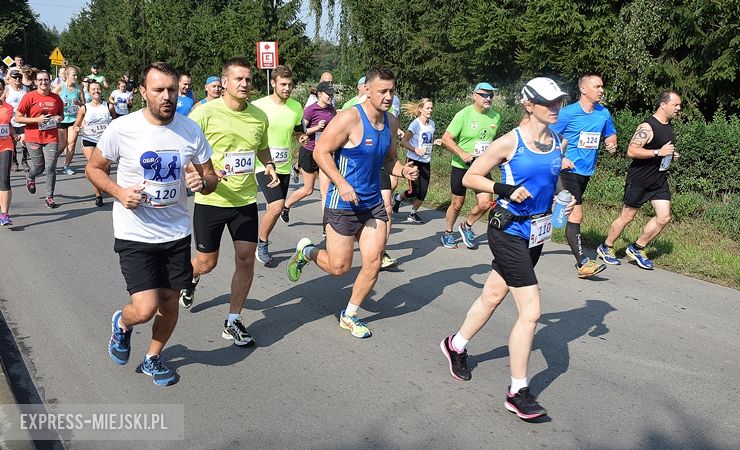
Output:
[706, 196, 740, 239]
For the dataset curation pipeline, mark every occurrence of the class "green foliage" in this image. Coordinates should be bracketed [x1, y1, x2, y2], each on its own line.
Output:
[670, 192, 707, 221]
[706, 195, 740, 239]
[0, 0, 58, 69]
[319, 0, 737, 118]
[59, 0, 313, 95]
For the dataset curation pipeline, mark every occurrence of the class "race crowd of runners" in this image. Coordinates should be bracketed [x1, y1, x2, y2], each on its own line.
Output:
[1, 54, 682, 420]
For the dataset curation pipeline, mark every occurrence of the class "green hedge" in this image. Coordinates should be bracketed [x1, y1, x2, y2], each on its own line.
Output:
[397, 102, 739, 198]
[290, 91, 738, 237]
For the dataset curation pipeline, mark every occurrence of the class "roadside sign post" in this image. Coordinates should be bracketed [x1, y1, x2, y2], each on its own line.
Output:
[256, 41, 278, 96]
[2, 56, 13, 67]
[49, 47, 65, 78]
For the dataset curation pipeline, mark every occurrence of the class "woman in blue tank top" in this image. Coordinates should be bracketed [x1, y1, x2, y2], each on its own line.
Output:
[439, 78, 575, 421]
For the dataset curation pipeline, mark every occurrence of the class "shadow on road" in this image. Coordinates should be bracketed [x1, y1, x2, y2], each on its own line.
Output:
[363, 264, 490, 323]
[161, 342, 256, 371]
[469, 299, 617, 396]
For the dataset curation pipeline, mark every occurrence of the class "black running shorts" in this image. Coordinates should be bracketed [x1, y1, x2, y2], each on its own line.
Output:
[114, 235, 193, 295]
[487, 226, 543, 288]
[557, 171, 590, 205]
[193, 202, 258, 253]
[298, 147, 320, 174]
[450, 165, 492, 197]
[324, 202, 389, 237]
[623, 180, 671, 208]
[403, 158, 431, 201]
[257, 172, 291, 204]
[380, 167, 391, 191]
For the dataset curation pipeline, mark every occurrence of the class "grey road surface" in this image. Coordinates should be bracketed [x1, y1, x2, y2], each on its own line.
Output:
[1, 158, 738, 449]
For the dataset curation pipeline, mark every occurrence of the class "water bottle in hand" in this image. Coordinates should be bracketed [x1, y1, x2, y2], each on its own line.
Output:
[552, 190, 572, 229]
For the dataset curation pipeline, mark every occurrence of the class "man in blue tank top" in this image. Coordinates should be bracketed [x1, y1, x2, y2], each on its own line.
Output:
[175, 73, 195, 115]
[551, 73, 616, 278]
[598, 91, 682, 270]
[286, 66, 418, 339]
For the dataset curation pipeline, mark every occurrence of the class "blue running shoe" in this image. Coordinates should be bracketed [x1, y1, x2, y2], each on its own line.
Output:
[441, 232, 457, 249]
[458, 223, 477, 249]
[138, 356, 178, 386]
[626, 244, 654, 270]
[597, 244, 621, 265]
[108, 310, 132, 365]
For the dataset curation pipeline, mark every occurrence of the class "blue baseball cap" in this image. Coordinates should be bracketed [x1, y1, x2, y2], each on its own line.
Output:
[205, 76, 220, 86]
[474, 82, 497, 92]
[357, 76, 366, 86]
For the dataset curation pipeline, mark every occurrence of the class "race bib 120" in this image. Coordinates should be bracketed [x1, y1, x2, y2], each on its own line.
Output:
[142, 179, 179, 208]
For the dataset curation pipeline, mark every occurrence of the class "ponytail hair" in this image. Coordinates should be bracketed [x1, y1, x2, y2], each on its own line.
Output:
[402, 97, 432, 118]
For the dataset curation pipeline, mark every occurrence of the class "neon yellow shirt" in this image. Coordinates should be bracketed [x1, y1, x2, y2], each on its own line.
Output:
[189, 98, 268, 207]
[446, 105, 501, 169]
[251, 96, 303, 175]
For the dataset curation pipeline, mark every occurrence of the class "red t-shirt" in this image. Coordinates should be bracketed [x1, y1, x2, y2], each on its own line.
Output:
[16, 91, 64, 144]
[0, 102, 14, 151]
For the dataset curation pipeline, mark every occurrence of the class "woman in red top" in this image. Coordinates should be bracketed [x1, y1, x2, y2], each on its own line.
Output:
[15, 70, 64, 209]
[0, 79, 18, 226]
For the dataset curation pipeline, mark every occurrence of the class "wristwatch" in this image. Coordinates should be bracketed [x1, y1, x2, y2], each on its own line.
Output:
[653, 149, 659, 157]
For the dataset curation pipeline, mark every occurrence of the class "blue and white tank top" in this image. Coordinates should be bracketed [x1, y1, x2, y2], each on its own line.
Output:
[326, 104, 390, 210]
[499, 127, 563, 240]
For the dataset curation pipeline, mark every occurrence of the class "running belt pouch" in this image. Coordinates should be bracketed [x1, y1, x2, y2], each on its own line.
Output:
[489, 205, 514, 230]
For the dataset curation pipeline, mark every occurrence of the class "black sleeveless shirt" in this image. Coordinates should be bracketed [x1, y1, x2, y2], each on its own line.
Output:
[627, 115, 675, 187]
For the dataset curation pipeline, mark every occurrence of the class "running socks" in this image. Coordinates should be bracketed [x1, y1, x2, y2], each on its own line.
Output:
[566, 222, 586, 264]
[302, 245, 317, 260]
[510, 377, 528, 394]
[451, 333, 469, 353]
[228, 313, 240, 325]
[632, 242, 645, 250]
[345, 302, 359, 316]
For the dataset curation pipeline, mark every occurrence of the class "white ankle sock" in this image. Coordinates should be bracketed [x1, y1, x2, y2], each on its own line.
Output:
[227, 313, 240, 325]
[345, 302, 359, 316]
[451, 333, 469, 353]
[411, 207, 418, 213]
[510, 377, 528, 394]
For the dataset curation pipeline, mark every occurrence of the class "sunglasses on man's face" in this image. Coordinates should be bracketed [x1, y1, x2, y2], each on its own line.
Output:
[476, 92, 494, 99]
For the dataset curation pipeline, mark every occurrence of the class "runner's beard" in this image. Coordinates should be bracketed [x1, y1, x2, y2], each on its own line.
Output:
[151, 102, 175, 122]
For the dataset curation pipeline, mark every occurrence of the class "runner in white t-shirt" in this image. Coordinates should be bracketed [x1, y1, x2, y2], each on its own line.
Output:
[393, 98, 441, 223]
[86, 62, 219, 387]
[109, 79, 134, 118]
[4, 68, 29, 171]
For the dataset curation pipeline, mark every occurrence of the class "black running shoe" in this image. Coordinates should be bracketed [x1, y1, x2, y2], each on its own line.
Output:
[179, 275, 200, 309]
[392, 196, 401, 213]
[280, 207, 290, 224]
[505, 387, 547, 420]
[440, 335, 471, 381]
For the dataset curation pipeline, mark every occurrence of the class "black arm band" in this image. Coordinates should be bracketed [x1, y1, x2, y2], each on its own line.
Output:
[293, 124, 303, 133]
[493, 182, 521, 198]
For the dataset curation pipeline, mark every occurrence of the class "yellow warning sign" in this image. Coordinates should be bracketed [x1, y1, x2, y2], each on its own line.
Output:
[49, 47, 65, 66]
[2, 56, 13, 67]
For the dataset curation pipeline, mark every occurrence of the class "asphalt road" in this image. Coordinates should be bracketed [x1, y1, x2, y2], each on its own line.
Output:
[0, 155, 738, 449]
